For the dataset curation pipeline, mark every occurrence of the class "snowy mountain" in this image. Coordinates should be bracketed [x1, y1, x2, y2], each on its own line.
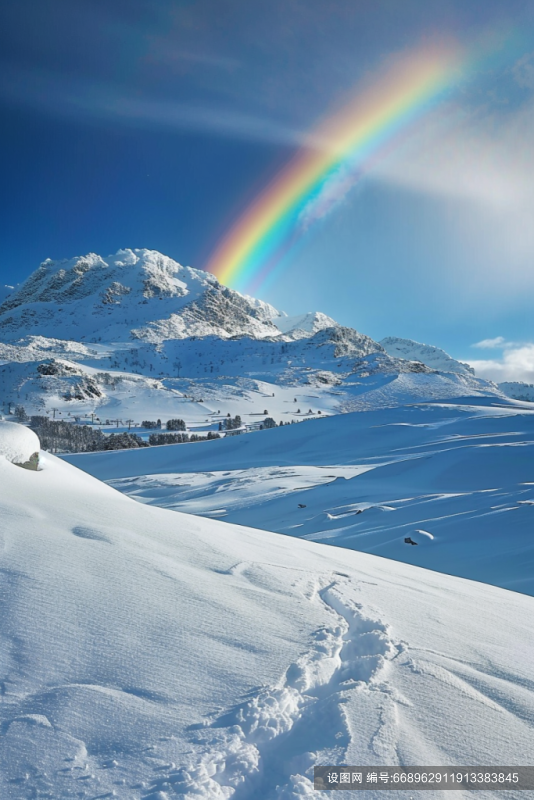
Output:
[380, 336, 475, 375]
[0, 249, 503, 427]
[0, 249, 284, 344]
[270, 310, 338, 338]
[2, 420, 534, 798]
[499, 381, 534, 402]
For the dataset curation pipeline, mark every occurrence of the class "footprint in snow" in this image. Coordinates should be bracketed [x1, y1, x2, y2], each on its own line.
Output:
[145, 577, 402, 800]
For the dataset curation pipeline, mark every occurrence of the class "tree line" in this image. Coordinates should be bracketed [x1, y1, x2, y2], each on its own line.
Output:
[7, 407, 313, 455]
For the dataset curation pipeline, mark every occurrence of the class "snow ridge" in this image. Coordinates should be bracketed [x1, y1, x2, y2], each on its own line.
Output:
[380, 337, 474, 375]
[271, 311, 338, 339]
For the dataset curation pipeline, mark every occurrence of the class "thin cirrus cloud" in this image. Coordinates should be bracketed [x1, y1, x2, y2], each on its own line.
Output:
[0, 66, 311, 147]
[5, 58, 534, 207]
[98, 95, 309, 147]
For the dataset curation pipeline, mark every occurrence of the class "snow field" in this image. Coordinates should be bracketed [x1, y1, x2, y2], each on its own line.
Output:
[1, 430, 534, 797]
[67, 395, 534, 595]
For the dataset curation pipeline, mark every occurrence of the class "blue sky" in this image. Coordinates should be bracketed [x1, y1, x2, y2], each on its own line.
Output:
[1, 0, 533, 381]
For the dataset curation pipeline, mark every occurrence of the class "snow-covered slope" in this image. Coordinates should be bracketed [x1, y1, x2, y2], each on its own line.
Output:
[380, 337, 475, 375]
[500, 381, 534, 402]
[66, 394, 534, 595]
[0, 343, 496, 429]
[2, 422, 534, 798]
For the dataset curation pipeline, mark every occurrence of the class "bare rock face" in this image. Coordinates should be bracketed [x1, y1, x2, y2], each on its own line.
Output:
[310, 326, 384, 358]
[0, 421, 40, 469]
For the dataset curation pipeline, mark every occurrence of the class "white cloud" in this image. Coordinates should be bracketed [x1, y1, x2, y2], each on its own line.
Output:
[467, 343, 534, 383]
[373, 99, 534, 212]
[367, 93, 534, 299]
[472, 336, 506, 349]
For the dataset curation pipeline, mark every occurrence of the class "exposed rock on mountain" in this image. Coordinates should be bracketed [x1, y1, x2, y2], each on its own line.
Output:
[270, 310, 338, 338]
[0, 250, 282, 344]
[0, 249, 502, 424]
[380, 336, 475, 375]
[312, 326, 383, 358]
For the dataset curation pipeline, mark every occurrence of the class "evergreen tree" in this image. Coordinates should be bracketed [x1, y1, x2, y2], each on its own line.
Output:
[93, 432, 149, 451]
[149, 433, 189, 445]
[14, 405, 28, 422]
[29, 419, 106, 453]
[166, 418, 187, 431]
[223, 415, 242, 430]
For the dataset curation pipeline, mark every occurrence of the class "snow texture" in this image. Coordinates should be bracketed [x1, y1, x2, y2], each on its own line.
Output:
[1, 444, 534, 798]
[67, 394, 534, 595]
[0, 249, 281, 344]
[380, 337, 475, 375]
[499, 382, 534, 402]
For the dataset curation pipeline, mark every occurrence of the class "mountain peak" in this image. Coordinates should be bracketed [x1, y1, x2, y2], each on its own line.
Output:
[0, 249, 210, 312]
[0, 249, 286, 344]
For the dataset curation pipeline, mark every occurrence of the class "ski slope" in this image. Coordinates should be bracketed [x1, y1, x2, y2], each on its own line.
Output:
[2, 421, 534, 799]
[66, 395, 534, 595]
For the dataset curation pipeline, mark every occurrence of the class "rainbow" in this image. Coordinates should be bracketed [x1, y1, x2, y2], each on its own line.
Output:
[205, 42, 469, 294]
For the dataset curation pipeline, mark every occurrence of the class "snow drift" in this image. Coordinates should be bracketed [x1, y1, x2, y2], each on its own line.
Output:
[0, 419, 40, 468]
